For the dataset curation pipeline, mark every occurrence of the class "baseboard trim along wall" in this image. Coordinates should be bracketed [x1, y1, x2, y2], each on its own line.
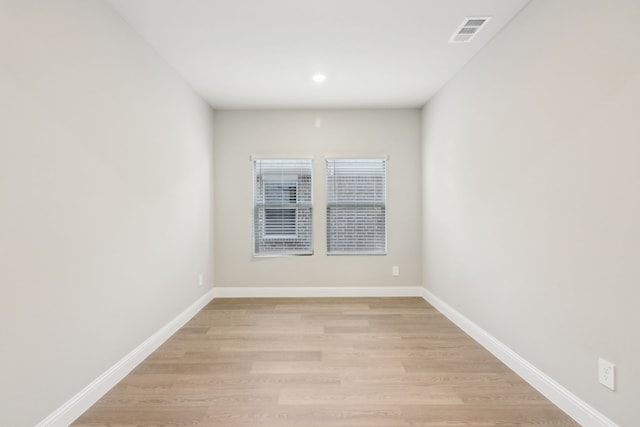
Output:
[38, 285, 616, 427]
[36, 289, 216, 427]
[421, 288, 618, 427]
[212, 286, 425, 298]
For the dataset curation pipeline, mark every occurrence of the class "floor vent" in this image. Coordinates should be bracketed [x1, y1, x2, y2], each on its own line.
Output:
[449, 17, 492, 43]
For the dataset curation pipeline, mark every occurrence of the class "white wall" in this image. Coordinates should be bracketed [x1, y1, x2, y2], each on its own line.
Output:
[422, 0, 639, 425]
[214, 110, 422, 289]
[0, 1, 214, 425]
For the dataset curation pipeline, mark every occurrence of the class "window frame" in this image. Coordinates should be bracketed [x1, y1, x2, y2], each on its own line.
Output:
[325, 157, 388, 256]
[252, 158, 314, 256]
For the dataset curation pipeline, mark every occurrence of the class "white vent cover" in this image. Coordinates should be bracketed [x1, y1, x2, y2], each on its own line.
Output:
[448, 17, 492, 43]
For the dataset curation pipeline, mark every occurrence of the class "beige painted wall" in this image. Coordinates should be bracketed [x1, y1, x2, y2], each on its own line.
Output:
[0, 1, 214, 425]
[422, 0, 640, 425]
[214, 110, 422, 288]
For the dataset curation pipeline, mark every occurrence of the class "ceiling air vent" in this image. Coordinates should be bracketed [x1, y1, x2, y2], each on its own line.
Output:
[448, 17, 492, 43]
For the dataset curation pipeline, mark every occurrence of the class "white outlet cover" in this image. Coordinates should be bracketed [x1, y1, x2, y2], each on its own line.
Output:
[598, 358, 615, 391]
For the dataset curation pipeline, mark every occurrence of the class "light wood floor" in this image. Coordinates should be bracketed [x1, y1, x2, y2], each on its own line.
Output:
[73, 297, 578, 426]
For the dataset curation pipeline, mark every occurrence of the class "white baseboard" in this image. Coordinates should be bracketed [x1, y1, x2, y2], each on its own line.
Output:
[212, 286, 424, 298]
[36, 289, 216, 427]
[37, 286, 615, 427]
[421, 288, 618, 427]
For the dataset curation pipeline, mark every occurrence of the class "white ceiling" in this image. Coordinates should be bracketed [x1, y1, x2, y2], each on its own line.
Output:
[106, 0, 530, 109]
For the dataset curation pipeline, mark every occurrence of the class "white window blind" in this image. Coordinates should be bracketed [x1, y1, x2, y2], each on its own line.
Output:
[326, 158, 387, 255]
[253, 159, 313, 255]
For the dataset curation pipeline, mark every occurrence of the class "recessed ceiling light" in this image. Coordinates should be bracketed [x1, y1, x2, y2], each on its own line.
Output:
[312, 73, 327, 84]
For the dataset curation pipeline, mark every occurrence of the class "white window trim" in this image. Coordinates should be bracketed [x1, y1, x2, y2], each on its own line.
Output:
[326, 158, 388, 256]
[252, 158, 314, 257]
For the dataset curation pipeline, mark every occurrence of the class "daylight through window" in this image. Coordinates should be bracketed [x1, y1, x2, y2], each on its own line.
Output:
[326, 158, 387, 255]
[253, 159, 313, 255]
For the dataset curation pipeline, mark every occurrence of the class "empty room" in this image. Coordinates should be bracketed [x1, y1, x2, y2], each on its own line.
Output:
[1, 0, 637, 426]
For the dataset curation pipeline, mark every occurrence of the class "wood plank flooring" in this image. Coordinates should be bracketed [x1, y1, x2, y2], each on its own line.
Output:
[72, 297, 578, 426]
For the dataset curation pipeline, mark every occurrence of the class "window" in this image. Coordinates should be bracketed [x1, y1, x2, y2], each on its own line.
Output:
[326, 158, 387, 255]
[253, 159, 313, 255]
[263, 176, 298, 237]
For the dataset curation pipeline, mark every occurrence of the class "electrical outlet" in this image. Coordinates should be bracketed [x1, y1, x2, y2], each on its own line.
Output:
[598, 358, 615, 391]
[392, 266, 400, 276]
[198, 274, 204, 287]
